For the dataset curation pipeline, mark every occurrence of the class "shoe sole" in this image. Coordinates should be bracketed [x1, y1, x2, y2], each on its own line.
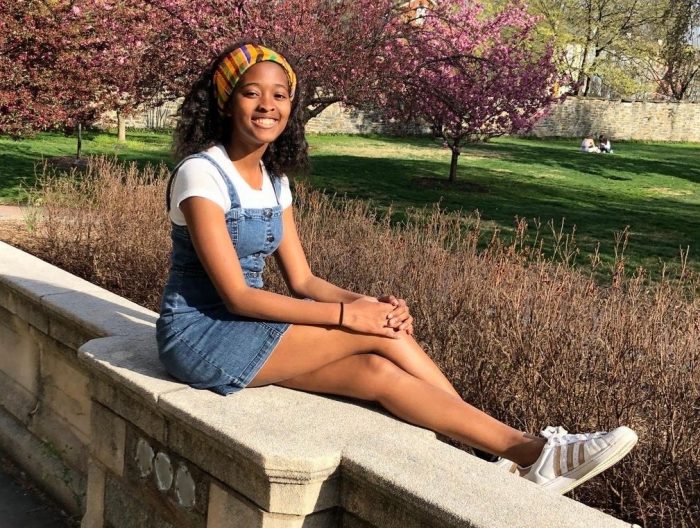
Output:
[540, 427, 638, 495]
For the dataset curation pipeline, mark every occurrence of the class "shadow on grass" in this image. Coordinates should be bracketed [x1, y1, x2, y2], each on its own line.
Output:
[307, 153, 700, 273]
[485, 140, 700, 185]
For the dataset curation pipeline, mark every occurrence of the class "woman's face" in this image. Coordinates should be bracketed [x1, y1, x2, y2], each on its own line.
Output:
[228, 61, 292, 149]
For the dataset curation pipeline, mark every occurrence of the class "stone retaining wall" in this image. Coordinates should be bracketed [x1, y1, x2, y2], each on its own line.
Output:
[528, 97, 700, 142]
[106, 101, 402, 135]
[112, 98, 699, 142]
[0, 241, 636, 528]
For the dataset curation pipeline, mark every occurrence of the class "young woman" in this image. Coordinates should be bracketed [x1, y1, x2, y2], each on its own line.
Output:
[156, 42, 637, 495]
[599, 134, 613, 154]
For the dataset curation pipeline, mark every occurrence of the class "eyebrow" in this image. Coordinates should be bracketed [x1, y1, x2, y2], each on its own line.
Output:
[238, 82, 289, 90]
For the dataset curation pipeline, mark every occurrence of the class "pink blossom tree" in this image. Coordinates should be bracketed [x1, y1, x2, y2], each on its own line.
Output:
[0, 1, 104, 137]
[379, 1, 563, 182]
[136, 0, 415, 122]
[1, 0, 419, 136]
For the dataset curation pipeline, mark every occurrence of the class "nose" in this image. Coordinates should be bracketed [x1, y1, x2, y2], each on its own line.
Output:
[257, 92, 276, 112]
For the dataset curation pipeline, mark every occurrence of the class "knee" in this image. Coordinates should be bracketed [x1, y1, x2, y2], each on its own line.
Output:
[374, 330, 413, 353]
[358, 354, 403, 397]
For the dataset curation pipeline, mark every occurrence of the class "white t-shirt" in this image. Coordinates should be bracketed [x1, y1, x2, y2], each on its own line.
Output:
[168, 144, 293, 226]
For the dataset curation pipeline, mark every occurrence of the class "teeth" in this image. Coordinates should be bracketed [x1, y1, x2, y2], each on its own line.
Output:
[254, 118, 277, 126]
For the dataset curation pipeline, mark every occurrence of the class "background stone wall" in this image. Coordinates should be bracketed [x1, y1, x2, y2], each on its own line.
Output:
[109, 97, 700, 142]
[105, 99, 421, 135]
[528, 97, 700, 142]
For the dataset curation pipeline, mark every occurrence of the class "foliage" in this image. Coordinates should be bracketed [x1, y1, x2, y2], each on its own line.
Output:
[137, 0, 424, 121]
[527, 0, 667, 97]
[71, 1, 176, 128]
[378, 0, 562, 181]
[0, 0, 103, 136]
[0, 0, 179, 137]
[0, 0, 417, 135]
[648, 0, 700, 100]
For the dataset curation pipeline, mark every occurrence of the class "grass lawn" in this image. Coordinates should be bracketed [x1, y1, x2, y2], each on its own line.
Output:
[0, 129, 173, 203]
[1, 130, 698, 278]
[305, 134, 700, 278]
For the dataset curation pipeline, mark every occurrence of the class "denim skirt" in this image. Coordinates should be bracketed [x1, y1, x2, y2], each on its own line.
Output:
[156, 307, 291, 396]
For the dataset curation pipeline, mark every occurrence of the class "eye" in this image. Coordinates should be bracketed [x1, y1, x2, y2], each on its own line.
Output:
[243, 90, 260, 97]
[274, 92, 289, 100]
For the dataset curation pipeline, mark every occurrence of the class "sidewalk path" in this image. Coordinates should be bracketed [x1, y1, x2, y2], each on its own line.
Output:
[0, 448, 78, 527]
[0, 205, 25, 221]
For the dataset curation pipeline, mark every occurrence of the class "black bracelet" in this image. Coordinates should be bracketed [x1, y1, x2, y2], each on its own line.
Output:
[339, 302, 344, 327]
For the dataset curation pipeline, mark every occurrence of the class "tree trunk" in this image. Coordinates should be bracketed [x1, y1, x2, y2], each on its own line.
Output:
[117, 111, 126, 142]
[448, 145, 460, 183]
[76, 123, 82, 160]
[582, 75, 592, 96]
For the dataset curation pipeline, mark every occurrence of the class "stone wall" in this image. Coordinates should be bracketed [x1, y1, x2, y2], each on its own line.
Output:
[0, 241, 636, 528]
[529, 97, 700, 142]
[105, 101, 420, 136]
[305, 104, 385, 135]
[101, 100, 181, 130]
[111, 98, 700, 142]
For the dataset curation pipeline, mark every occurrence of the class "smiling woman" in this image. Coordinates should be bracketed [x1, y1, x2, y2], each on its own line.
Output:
[155, 41, 638, 498]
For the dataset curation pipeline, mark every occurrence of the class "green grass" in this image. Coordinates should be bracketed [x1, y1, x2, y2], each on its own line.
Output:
[1, 130, 698, 278]
[0, 129, 174, 203]
[304, 134, 700, 277]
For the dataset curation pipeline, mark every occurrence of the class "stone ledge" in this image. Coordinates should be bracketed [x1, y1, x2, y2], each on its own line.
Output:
[0, 241, 638, 527]
[0, 241, 156, 340]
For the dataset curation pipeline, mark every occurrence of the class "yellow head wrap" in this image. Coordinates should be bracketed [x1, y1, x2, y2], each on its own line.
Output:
[213, 44, 297, 114]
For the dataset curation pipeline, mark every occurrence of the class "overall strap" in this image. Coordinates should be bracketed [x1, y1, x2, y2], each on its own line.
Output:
[165, 151, 242, 211]
[198, 152, 242, 209]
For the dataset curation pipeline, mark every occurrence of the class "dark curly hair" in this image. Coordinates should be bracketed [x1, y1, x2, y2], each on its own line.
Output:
[173, 41, 308, 177]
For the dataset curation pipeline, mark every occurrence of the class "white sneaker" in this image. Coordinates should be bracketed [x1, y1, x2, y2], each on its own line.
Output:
[519, 425, 638, 494]
[493, 456, 519, 474]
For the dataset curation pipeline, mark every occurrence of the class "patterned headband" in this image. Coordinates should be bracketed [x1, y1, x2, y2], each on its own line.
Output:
[213, 44, 297, 114]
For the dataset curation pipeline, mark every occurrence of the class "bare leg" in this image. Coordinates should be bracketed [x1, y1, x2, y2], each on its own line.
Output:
[250, 326, 544, 466]
[252, 325, 460, 398]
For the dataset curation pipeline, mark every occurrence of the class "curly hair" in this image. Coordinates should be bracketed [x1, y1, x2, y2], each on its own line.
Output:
[172, 41, 309, 177]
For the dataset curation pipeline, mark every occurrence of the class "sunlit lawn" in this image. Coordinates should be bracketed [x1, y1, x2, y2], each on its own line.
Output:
[305, 134, 700, 278]
[1, 130, 698, 278]
[0, 129, 172, 203]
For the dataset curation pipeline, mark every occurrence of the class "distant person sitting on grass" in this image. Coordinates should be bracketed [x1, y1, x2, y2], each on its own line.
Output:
[156, 41, 638, 496]
[580, 135, 600, 153]
[598, 134, 613, 154]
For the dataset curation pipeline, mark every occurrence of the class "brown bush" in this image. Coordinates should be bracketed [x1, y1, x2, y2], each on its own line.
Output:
[29, 157, 171, 310]
[20, 157, 700, 527]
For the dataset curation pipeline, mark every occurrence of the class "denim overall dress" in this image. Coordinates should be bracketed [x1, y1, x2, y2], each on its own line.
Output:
[156, 152, 291, 396]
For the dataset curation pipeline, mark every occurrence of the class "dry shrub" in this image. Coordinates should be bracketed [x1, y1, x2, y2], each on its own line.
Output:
[31, 157, 171, 309]
[25, 157, 700, 527]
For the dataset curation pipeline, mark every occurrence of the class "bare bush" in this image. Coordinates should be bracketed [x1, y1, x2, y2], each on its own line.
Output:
[30, 157, 171, 309]
[20, 157, 700, 527]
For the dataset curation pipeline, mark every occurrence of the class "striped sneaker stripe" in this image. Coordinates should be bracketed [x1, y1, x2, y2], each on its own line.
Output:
[553, 445, 562, 476]
[566, 442, 575, 472]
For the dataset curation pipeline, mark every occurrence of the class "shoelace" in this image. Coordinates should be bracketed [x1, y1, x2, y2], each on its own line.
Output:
[540, 425, 606, 446]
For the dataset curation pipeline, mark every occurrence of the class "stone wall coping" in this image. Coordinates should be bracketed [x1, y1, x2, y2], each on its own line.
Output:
[564, 95, 700, 104]
[0, 241, 156, 340]
[0, 241, 636, 527]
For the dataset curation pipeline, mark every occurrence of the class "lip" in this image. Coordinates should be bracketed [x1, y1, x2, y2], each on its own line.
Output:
[251, 117, 279, 129]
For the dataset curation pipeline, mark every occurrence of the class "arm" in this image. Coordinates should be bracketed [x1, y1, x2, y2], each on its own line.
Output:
[275, 206, 414, 335]
[180, 197, 399, 337]
[274, 206, 366, 303]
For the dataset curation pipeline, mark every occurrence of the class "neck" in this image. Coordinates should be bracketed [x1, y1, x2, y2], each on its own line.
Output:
[225, 140, 268, 184]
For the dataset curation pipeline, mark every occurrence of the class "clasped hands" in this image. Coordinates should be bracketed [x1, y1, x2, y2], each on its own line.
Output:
[344, 294, 413, 338]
